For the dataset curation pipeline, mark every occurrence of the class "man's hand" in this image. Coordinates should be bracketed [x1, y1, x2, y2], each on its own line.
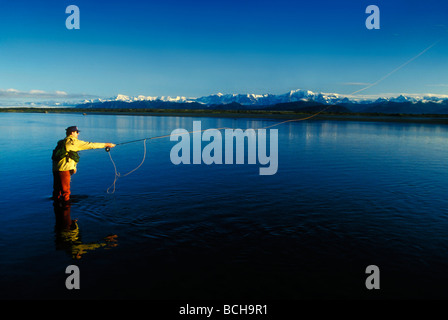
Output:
[105, 143, 116, 148]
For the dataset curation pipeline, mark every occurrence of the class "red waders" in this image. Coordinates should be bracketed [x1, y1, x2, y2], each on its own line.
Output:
[53, 170, 74, 203]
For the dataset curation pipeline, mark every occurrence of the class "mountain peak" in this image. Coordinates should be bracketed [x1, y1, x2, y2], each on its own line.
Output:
[116, 94, 130, 101]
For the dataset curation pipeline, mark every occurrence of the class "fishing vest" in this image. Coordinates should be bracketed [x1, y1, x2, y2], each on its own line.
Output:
[52, 138, 80, 163]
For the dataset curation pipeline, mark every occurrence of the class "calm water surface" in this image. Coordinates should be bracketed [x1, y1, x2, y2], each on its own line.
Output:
[1, 112, 448, 299]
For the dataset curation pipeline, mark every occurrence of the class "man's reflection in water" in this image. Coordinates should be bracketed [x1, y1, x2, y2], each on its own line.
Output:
[53, 201, 118, 259]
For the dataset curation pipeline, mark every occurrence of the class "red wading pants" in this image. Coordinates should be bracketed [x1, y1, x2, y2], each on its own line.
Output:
[53, 170, 74, 202]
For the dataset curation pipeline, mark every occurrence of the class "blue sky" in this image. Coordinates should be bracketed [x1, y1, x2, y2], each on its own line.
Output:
[0, 0, 447, 102]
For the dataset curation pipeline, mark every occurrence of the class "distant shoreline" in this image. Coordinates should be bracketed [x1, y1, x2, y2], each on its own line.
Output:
[2, 107, 448, 125]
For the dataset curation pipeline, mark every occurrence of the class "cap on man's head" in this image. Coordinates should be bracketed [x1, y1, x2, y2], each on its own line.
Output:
[66, 126, 80, 134]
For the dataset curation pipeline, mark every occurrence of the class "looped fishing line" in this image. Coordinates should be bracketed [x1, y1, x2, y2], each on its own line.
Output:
[105, 107, 332, 193]
[107, 139, 147, 194]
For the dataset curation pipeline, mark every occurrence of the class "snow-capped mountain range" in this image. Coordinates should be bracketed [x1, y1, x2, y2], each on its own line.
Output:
[82, 89, 448, 106]
[3, 89, 448, 113]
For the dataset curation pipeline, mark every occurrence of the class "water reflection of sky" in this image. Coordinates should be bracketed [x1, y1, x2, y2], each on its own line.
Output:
[2, 112, 448, 299]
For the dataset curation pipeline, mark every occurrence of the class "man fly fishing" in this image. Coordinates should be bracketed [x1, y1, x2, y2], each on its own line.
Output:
[52, 126, 116, 205]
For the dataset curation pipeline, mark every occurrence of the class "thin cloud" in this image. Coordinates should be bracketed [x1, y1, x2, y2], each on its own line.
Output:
[0, 88, 97, 100]
[29, 89, 46, 94]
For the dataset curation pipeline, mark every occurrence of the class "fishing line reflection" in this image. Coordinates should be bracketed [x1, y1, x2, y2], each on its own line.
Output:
[53, 201, 118, 259]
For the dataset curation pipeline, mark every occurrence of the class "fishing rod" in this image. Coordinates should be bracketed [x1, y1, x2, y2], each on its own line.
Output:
[105, 138, 147, 152]
[104, 126, 232, 152]
[105, 135, 172, 152]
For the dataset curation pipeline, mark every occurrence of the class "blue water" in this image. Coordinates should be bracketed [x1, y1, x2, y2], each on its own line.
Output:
[1, 112, 448, 299]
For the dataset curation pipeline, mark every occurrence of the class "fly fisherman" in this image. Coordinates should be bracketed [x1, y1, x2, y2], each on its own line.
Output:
[52, 126, 116, 205]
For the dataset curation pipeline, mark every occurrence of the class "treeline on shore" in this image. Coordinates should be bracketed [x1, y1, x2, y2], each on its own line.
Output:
[3, 106, 448, 119]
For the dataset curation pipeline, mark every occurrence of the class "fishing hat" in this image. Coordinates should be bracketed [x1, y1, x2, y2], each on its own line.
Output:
[66, 126, 80, 134]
